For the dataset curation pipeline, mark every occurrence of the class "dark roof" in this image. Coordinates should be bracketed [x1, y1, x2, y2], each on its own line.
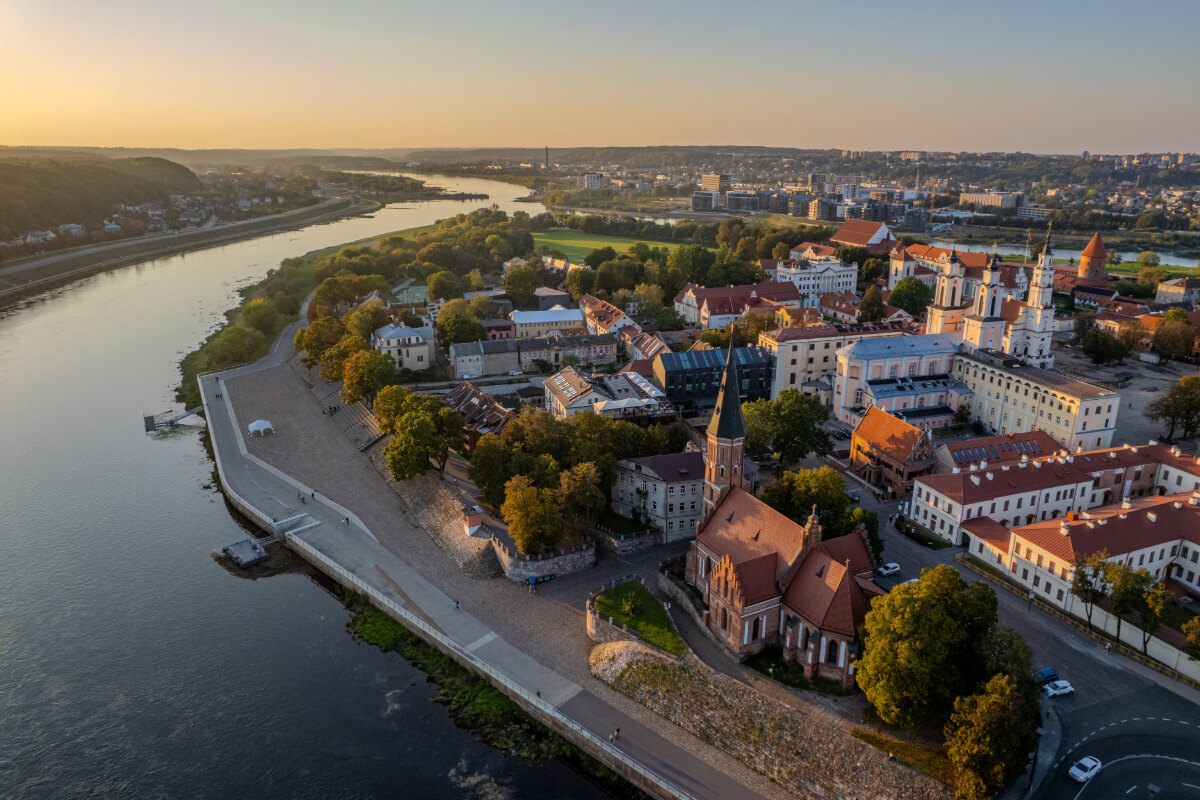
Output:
[708, 346, 747, 441]
[656, 346, 770, 373]
[623, 451, 706, 482]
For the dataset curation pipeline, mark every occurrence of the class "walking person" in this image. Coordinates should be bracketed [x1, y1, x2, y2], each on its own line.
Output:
[613, 728, 620, 741]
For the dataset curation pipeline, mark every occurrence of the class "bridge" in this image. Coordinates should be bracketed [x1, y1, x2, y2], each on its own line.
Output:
[143, 406, 204, 432]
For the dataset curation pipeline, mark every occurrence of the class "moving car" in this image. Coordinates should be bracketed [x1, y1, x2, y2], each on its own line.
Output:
[1036, 668, 1059, 684]
[1069, 756, 1101, 782]
[1043, 680, 1074, 697]
[877, 563, 901, 577]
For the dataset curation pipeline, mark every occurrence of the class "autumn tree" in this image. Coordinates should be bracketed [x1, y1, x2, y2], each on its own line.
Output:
[343, 299, 391, 340]
[502, 262, 542, 307]
[372, 384, 414, 431]
[383, 413, 439, 480]
[427, 270, 462, 302]
[1105, 562, 1154, 640]
[340, 349, 396, 406]
[294, 315, 345, 364]
[558, 462, 607, 536]
[858, 285, 886, 323]
[761, 466, 848, 524]
[318, 334, 368, 382]
[1070, 549, 1111, 630]
[1153, 318, 1195, 360]
[1139, 581, 1173, 655]
[241, 297, 280, 336]
[1138, 267, 1170, 286]
[501, 475, 564, 554]
[1146, 375, 1200, 439]
[1183, 616, 1200, 661]
[943, 674, 1039, 800]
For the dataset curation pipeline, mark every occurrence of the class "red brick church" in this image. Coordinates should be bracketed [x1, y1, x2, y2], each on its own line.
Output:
[685, 347, 884, 686]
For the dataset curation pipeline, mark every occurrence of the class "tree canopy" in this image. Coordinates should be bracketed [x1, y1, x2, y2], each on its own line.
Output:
[889, 276, 934, 317]
[858, 285, 886, 323]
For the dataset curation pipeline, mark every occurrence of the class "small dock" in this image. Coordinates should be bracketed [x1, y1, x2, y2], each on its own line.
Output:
[223, 513, 322, 569]
[223, 539, 269, 567]
[143, 406, 204, 432]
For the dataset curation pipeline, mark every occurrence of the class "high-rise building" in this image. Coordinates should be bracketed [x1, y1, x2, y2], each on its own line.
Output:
[701, 173, 731, 194]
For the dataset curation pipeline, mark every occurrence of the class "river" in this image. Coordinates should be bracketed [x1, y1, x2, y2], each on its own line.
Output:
[927, 239, 1197, 268]
[0, 177, 620, 799]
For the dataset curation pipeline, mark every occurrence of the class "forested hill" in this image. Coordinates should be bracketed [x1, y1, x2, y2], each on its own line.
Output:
[0, 157, 202, 239]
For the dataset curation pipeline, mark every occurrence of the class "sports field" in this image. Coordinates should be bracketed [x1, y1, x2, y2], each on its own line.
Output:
[531, 230, 694, 261]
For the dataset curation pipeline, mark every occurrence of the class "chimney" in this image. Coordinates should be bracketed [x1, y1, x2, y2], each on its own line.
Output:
[1109, 451, 1117, 460]
[1067, 456, 1074, 463]
[952, 466, 961, 474]
[1002, 465, 1010, 471]
[1021, 454, 1029, 464]
[1087, 521, 1095, 529]
[1019, 461, 1027, 469]
[1034, 462, 1042, 469]
[986, 472, 994, 481]
[981, 460, 988, 469]
[1059, 521, 1070, 535]
[969, 463, 978, 472]
[1147, 512, 1157, 522]
[1121, 498, 1132, 510]
[1119, 513, 1127, 519]
[1098, 518, 1108, 525]
[1174, 502, 1183, 509]
[970, 475, 981, 485]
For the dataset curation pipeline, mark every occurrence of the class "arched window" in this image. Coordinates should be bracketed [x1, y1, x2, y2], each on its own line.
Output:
[751, 617, 761, 641]
[720, 607, 728, 632]
[826, 638, 839, 664]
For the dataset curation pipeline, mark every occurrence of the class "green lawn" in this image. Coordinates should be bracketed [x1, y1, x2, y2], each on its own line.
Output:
[531, 230, 697, 262]
[851, 730, 954, 785]
[593, 581, 686, 656]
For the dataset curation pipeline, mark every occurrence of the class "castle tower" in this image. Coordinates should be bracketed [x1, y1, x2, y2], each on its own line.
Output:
[703, 345, 747, 521]
[925, 248, 967, 335]
[1078, 233, 1108, 281]
[888, 241, 913, 289]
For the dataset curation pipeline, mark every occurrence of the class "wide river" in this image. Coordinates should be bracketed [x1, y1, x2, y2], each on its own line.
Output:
[0, 176, 617, 799]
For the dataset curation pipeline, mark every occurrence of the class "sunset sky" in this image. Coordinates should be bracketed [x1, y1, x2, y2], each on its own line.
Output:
[3, 0, 1197, 153]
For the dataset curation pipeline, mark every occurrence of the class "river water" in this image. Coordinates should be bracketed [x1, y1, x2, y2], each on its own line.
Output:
[0, 178, 618, 799]
[927, 238, 1197, 268]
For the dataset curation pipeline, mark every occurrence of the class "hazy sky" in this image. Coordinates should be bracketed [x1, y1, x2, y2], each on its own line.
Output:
[3, 0, 1197, 153]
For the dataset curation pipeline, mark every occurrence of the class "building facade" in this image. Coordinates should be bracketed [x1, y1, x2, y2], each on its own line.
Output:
[651, 347, 774, 415]
[758, 321, 907, 400]
[850, 407, 936, 494]
[371, 324, 435, 371]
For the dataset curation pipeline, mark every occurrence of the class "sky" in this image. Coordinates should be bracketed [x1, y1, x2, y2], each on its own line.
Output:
[2, 0, 1198, 154]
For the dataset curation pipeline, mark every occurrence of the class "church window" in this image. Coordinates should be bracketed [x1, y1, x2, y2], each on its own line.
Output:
[826, 638, 839, 664]
[752, 618, 761, 641]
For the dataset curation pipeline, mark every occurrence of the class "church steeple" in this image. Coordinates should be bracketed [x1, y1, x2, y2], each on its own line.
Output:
[703, 345, 747, 520]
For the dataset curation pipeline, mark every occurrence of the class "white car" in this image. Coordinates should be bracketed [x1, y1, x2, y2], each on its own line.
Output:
[1069, 756, 1101, 782]
[877, 563, 901, 577]
[1044, 680, 1074, 697]
[507, 370, 524, 376]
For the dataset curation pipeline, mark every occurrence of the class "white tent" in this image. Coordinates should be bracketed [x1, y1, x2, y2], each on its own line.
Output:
[248, 419, 275, 436]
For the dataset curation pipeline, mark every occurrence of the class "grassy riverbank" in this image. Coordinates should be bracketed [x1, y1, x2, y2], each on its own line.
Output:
[345, 595, 648, 799]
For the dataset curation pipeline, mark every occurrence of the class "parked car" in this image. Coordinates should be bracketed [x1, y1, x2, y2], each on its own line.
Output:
[848, 491, 861, 503]
[1035, 668, 1059, 685]
[507, 370, 524, 376]
[877, 562, 901, 577]
[1069, 756, 1101, 782]
[460, 373, 480, 380]
[1044, 680, 1074, 697]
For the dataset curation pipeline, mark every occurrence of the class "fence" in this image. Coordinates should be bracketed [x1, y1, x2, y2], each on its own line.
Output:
[286, 535, 698, 800]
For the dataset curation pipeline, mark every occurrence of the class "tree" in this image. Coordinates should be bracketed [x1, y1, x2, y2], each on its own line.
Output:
[857, 565, 998, 727]
[383, 412, 440, 481]
[760, 466, 848, 524]
[318, 333, 368, 382]
[1137, 250, 1161, 267]
[208, 325, 266, 366]
[1153, 319, 1195, 360]
[341, 349, 396, 406]
[666, 244, 716, 285]
[631, 282, 665, 313]
[943, 674, 1039, 800]
[468, 434, 511, 507]
[1138, 267, 1170, 287]
[741, 399, 775, 459]
[373, 384, 414, 432]
[1139, 581, 1172, 655]
[889, 275, 934, 317]
[1073, 311, 1097, 340]
[558, 462, 606, 535]
[565, 267, 598, 301]
[272, 290, 300, 317]
[1105, 562, 1154, 641]
[343, 299, 391, 340]
[241, 297, 280, 336]
[427, 270, 462, 302]
[584, 246, 617, 268]
[502, 262, 542, 307]
[1117, 319, 1147, 352]
[771, 241, 791, 260]
[1183, 616, 1200, 661]
[501, 475, 564, 555]
[1145, 376, 1200, 439]
[1070, 549, 1111, 630]
[1163, 307, 1191, 324]
[858, 285, 886, 323]
[435, 307, 485, 347]
[954, 403, 972, 426]
[772, 390, 832, 463]
[1081, 327, 1130, 365]
[294, 315, 345, 364]
[979, 627, 1036, 692]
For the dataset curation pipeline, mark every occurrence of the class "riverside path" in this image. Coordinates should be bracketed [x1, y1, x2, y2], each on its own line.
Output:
[199, 311, 770, 800]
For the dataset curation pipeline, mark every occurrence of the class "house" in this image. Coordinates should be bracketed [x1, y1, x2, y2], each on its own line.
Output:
[935, 430, 1061, 472]
[758, 320, 908, 401]
[444, 382, 516, 452]
[829, 220, 895, 252]
[580, 293, 640, 335]
[1156, 278, 1200, 308]
[684, 348, 883, 679]
[832, 333, 967, 429]
[789, 242, 838, 261]
[448, 339, 520, 378]
[651, 347, 774, 415]
[502, 257, 529, 274]
[535, 287, 572, 310]
[612, 451, 725, 542]
[371, 324, 434, 372]
[818, 292, 862, 323]
[509, 306, 586, 339]
[544, 367, 673, 421]
[775, 257, 858, 296]
[849, 407, 935, 494]
[517, 332, 618, 373]
[481, 319, 515, 340]
[628, 330, 671, 361]
[674, 281, 802, 326]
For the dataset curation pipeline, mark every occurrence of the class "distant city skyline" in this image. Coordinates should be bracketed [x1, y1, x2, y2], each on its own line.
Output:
[3, 0, 1198, 153]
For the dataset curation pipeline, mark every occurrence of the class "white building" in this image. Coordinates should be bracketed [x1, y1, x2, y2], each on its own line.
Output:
[611, 451, 707, 542]
[371, 324, 434, 371]
[774, 257, 858, 296]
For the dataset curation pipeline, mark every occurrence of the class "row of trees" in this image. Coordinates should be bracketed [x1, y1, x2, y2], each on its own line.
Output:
[468, 409, 689, 554]
[1147, 375, 1200, 440]
[856, 566, 1040, 799]
[376, 385, 462, 481]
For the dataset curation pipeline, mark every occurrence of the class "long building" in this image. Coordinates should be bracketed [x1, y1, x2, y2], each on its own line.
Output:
[758, 320, 907, 400]
[651, 347, 773, 415]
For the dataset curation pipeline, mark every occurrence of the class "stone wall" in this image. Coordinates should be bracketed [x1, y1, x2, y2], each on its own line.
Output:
[592, 528, 661, 556]
[491, 535, 596, 582]
[591, 642, 951, 800]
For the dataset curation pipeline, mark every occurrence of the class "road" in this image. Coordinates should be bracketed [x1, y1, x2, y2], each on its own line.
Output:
[841, 465, 1200, 799]
[200, 306, 771, 800]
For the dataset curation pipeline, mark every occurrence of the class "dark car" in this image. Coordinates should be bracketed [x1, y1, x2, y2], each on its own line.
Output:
[1035, 667, 1059, 684]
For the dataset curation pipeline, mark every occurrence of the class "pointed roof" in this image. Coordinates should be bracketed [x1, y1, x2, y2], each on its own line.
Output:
[1081, 233, 1107, 260]
[708, 344, 746, 441]
[892, 240, 912, 261]
[1043, 226, 1054, 256]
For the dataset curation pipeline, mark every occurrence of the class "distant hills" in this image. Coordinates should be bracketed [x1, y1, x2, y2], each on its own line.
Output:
[0, 157, 202, 240]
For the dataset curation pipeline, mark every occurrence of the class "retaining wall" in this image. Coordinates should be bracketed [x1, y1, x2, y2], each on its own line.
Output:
[492, 536, 596, 582]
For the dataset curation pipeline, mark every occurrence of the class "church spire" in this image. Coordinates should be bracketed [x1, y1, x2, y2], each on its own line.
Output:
[1043, 222, 1053, 257]
[708, 344, 746, 442]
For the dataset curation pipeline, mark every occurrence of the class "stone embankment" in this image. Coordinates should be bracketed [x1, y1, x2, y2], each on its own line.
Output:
[590, 642, 952, 800]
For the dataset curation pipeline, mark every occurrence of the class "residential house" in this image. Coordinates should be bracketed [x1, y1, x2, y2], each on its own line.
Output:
[758, 320, 907, 401]
[850, 407, 936, 493]
[829, 220, 895, 252]
[371, 324, 434, 372]
[580, 293, 640, 335]
[611, 452, 707, 541]
[517, 332, 618, 373]
[509, 307, 586, 339]
[775, 257, 858, 296]
[535, 287, 572, 310]
[544, 367, 673, 421]
[444, 382, 516, 452]
[832, 333, 966, 428]
[1156, 278, 1200, 308]
[448, 339, 520, 378]
[674, 281, 802, 326]
[481, 319, 515, 340]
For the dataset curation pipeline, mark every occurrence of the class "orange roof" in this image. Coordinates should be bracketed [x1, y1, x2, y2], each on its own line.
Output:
[1081, 233, 1107, 260]
[852, 406, 925, 463]
[906, 244, 988, 269]
[960, 517, 1011, 551]
[697, 487, 809, 602]
[831, 220, 888, 248]
[782, 551, 879, 637]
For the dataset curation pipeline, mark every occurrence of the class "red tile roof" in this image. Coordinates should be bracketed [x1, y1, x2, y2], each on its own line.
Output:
[831, 220, 889, 248]
[782, 552, 877, 637]
[852, 407, 926, 464]
[939, 430, 1061, 467]
[906, 244, 988, 269]
[1081, 233, 1107, 260]
[960, 516, 1011, 551]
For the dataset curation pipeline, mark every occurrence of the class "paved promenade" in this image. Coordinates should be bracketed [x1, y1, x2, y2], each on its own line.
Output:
[200, 321, 778, 800]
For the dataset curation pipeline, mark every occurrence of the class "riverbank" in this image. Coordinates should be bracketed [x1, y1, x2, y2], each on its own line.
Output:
[0, 197, 378, 308]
